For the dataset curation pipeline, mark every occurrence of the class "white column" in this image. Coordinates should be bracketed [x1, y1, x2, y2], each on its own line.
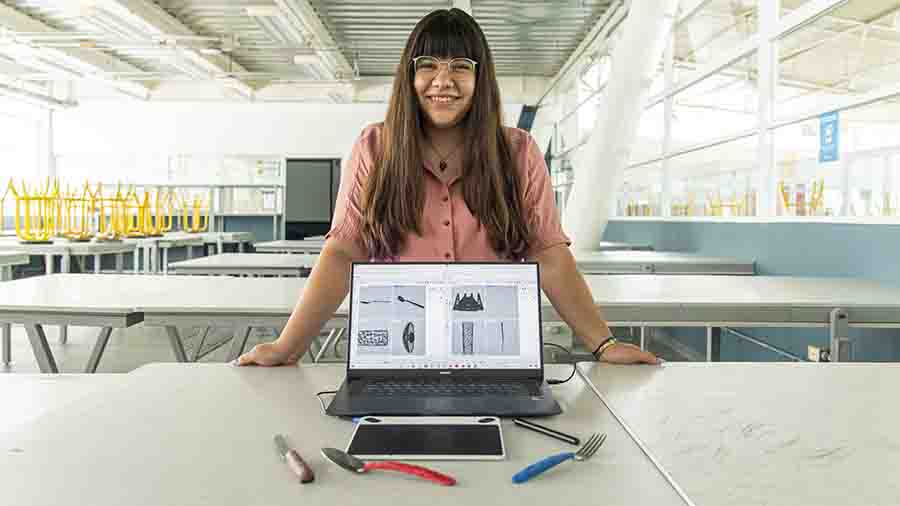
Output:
[661, 29, 675, 217]
[562, 0, 680, 249]
[756, 0, 779, 217]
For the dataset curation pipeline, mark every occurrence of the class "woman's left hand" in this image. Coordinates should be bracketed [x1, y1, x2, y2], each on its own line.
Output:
[599, 342, 661, 365]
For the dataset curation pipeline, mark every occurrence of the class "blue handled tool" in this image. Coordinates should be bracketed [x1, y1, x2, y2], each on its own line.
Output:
[512, 432, 606, 484]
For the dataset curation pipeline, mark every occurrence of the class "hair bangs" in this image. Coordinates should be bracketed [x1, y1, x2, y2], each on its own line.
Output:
[410, 11, 480, 61]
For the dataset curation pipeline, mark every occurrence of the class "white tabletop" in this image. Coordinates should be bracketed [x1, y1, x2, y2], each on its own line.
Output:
[4, 274, 899, 327]
[167, 231, 255, 244]
[255, 239, 325, 254]
[593, 241, 653, 251]
[0, 251, 29, 267]
[0, 374, 119, 433]
[0, 237, 135, 255]
[0, 364, 686, 506]
[170, 253, 318, 273]
[574, 251, 755, 274]
[578, 362, 900, 506]
[582, 274, 900, 308]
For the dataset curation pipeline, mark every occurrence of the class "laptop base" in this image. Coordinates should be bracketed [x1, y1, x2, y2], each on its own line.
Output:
[326, 380, 562, 417]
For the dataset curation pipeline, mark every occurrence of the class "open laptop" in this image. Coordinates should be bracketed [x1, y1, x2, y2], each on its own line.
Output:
[326, 262, 562, 417]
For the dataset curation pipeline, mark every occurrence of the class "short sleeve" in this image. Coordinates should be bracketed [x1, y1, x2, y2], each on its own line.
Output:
[325, 126, 379, 256]
[520, 133, 571, 257]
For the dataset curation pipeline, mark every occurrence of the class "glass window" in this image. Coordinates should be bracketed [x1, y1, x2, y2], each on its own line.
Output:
[775, 0, 900, 119]
[673, 0, 759, 83]
[669, 135, 759, 216]
[774, 94, 900, 217]
[620, 163, 663, 217]
[671, 51, 759, 151]
[773, 118, 841, 216]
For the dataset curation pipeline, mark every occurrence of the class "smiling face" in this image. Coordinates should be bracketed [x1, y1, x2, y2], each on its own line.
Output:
[413, 57, 476, 130]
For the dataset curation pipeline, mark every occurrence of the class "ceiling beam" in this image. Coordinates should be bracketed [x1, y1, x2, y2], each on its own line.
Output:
[101, 0, 256, 95]
[538, 0, 627, 105]
[0, 2, 151, 99]
[273, 0, 355, 80]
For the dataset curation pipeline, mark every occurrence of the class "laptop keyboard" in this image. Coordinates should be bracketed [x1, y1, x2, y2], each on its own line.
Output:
[361, 379, 538, 397]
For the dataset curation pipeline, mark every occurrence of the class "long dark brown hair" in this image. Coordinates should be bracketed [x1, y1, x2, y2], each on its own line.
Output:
[360, 8, 530, 260]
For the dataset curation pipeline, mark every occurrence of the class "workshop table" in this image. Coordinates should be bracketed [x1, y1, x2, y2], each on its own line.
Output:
[0, 363, 688, 506]
[168, 231, 255, 255]
[0, 274, 346, 372]
[592, 241, 653, 251]
[134, 275, 342, 363]
[563, 275, 900, 361]
[169, 253, 318, 277]
[254, 239, 326, 254]
[0, 251, 29, 365]
[0, 275, 142, 373]
[0, 239, 137, 345]
[578, 362, 900, 506]
[254, 239, 652, 255]
[0, 373, 119, 431]
[574, 251, 755, 275]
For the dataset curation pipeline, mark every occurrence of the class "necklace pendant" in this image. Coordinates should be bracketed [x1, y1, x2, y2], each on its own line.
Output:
[439, 160, 447, 171]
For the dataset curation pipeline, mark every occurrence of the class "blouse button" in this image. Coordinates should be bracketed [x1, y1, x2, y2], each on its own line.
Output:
[442, 196, 449, 202]
[444, 253, 452, 260]
[443, 220, 450, 226]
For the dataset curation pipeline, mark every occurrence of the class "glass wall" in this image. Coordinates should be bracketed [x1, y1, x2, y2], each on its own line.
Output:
[544, 0, 900, 221]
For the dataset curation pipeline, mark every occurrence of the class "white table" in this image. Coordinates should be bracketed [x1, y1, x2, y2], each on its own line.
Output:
[593, 241, 653, 251]
[169, 253, 318, 277]
[0, 275, 143, 373]
[0, 373, 119, 432]
[0, 364, 688, 506]
[134, 275, 342, 363]
[0, 239, 137, 345]
[0, 251, 29, 365]
[578, 362, 900, 506]
[572, 275, 900, 361]
[168, 231, 255, 255]
[255, 239, 326, 254]
[574, 251, 755, 275]
[0, 275, 342, 372]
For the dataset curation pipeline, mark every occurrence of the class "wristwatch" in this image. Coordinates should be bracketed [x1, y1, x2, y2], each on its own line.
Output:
[592, 337, 618, 360]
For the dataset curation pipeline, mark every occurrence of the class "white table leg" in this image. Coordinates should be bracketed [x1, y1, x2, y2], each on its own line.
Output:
[134, 248, 140, 275]
[2, 323, 11, 365]
[24, 324, 59, 373]
[238, 241, 245, 253]
[116, 253, 124, 273]
[227, 326, 253, 362]
[94, 254, 101, 274]
[85, 327, 113, 373]
[162, 247, 169, 276]
[59, 253, 71, 345]
[165, 326, 188, 362]
[45, 254, 54, 274]
[186, 245, 194, 260]
[217, 237, 224, 255]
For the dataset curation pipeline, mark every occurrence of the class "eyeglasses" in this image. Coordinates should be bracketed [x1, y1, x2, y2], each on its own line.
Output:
[411, 56, 478, 78]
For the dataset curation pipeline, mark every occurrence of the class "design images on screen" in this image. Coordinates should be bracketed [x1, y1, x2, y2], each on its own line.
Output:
[350, 264, 541, 370]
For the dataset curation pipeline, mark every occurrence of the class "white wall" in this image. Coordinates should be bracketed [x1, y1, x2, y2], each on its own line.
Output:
[53, 101, 524, 160]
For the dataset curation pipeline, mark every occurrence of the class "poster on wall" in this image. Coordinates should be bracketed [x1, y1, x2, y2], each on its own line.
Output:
[819, 111, 839, 163]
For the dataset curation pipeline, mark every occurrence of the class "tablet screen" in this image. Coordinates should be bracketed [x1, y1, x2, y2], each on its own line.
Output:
[348, 424, 503, 457]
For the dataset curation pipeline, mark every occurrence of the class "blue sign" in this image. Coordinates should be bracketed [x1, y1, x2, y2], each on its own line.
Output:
[819, 111, 839, 163]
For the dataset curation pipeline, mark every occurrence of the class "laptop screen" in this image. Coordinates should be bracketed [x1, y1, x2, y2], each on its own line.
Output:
[349, 263, 542, 371]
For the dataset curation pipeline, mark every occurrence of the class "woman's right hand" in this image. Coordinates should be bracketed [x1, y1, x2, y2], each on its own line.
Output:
[236, 340, 302, 367]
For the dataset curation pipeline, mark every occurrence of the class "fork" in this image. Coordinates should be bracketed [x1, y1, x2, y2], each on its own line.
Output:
[512, 432, 607, 484]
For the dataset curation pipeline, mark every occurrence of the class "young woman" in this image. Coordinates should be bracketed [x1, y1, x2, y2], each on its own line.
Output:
[238, 8, 659, 367]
